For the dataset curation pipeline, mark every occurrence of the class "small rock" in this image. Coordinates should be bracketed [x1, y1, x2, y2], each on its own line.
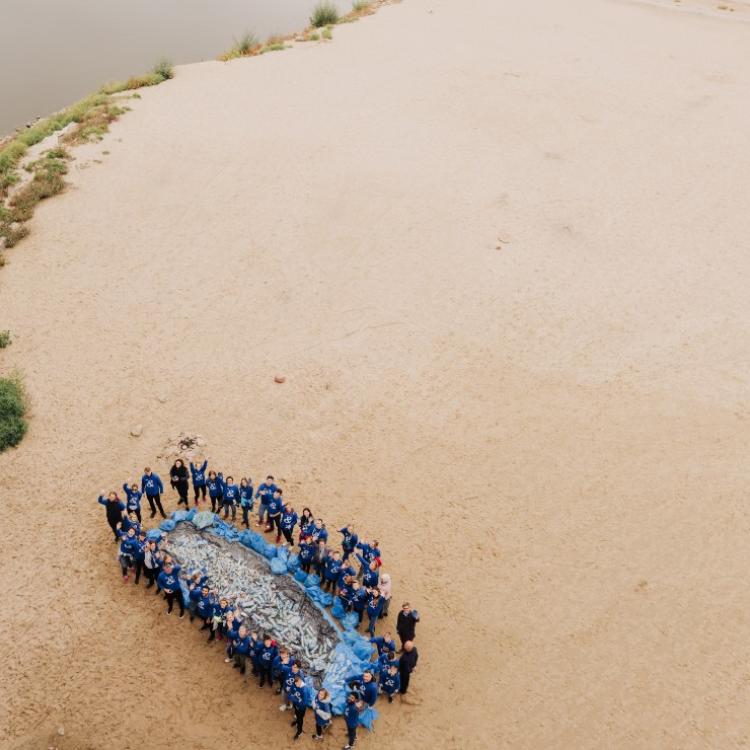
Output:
[58, 727, 65, 736]
[157, 394, 167, 404]
[274, 375, 286, 384]
[130, 424, 143, 437]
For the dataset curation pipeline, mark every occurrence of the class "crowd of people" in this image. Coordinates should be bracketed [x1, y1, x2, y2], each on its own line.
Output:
[97, 459, 422, 747]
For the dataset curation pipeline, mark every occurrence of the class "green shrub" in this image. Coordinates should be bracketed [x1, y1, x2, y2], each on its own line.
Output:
[311, 1, 340, 27]
[0, 331, 10, 348]
[0, 376, 27, 452]
[353, 1, 371, 11]
[322, 25, 333, 40]
[152, 58, 174, 80]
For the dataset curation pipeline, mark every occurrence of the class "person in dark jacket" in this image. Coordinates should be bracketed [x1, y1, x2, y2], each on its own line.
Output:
[396, 602, 420, 648]
[398, 641, 418, 694]
[141, 467, 166, 519]
[170, 459, 189, 506]
[97, 491, 125, 541]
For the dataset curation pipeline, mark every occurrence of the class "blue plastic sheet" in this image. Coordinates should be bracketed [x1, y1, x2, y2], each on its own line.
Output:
[358, 706, 379, 730]
[304, 573, 321, 589]
[331, 597, 346, 620]
[342, 612, 360, 631]
[159, 519, 176, 532]
[270, 558, 287, 575]
[286, 554, 300, 573]
[294, 568, 308, 583]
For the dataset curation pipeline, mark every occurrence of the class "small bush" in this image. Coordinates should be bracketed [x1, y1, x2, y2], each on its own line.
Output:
[152, 58, 174, 81]
[0, 331, 10, 348]
[322, 26, 333, 40]
[0, 375, 27, 452]
[311, 1, 340, 27]
[237, 32, 259, 55]
[353, 1, 371, 11]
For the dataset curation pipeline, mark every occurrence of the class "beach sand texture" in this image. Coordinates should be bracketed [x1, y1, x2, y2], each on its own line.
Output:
[1, 0, 750, 748]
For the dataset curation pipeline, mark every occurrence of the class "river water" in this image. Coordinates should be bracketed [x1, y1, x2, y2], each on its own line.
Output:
[0, 0, 350, 137]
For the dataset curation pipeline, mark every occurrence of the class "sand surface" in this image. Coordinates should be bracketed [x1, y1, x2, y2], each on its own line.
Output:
[2, 0, 750, 748]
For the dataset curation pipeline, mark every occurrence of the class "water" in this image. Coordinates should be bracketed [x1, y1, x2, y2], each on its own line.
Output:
[0, 0, 351, 137]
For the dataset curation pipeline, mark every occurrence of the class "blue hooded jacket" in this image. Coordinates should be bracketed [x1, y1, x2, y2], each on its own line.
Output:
[141, 472, 164, 496]
[157, 565, 182, 593]
[255, 482, 277, 505]
[190, 460, 208, 487]
[239, 483, 254, 508]
[206, 474, 224, 499]
[280, 511, 298, 531]
[223, 482, 240, 503]
[339, 527, 359, 552]
[122, 484, 143, 511]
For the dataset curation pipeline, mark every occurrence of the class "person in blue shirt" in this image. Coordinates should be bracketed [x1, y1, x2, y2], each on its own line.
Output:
[117, 526, 140, 582]
[141, 467, 166, 519]
[206, 471, 224, 514]
[122, 482, 143, 523]
[266, 488, 284, 542]
[255, 475, 277, 527]
[361, 670, 378, 707]
[338, 524, 359, 562]
[355, 539, 381, 581]
[232, 624, 252, 675]
[239, 477, 254, 527]
[288, 674, 308, 741]
[365, 589, 385, 637]
[197, 587, 215, 629]
[189, 459, 208, 503]
[380, 665, 400, 703]
[222, 476, 239, 521]
[187, 574, 207, 622]
[208, 597, 229, 643]
[350, 582, 367, 625]
[156, 560, 184, 616]
[322, 551, 343, 593]
[120, 511, 141, 537]
[356, 556, 380, 590]
[343, 693, 362, 750]
[370, 633, 397, 657]
[274, 648, 295, 705]
[98, 491, 126, 541]
[250, 631, 262, 676]
[224, 611, 241, 663]
[258, 635, 278, 688]
[312, 688, 332, 742]
[298, 538, 315, 574]
[280, 504, 299, 546]
[309, 519, 328, 544]
[133, 531, 147, 585]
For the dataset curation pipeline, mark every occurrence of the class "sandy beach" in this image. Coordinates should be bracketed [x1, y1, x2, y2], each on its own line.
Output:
[1, 0, 750, 748]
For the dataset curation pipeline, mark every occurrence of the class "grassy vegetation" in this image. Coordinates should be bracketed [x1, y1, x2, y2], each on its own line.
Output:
[219, 32, 261, 61]
[0, 331, 10, 349]
[0, 374, 27, 452]
[311, 1, 340, 27]
[262, 36, 289, 53]
[0, 60, 173, 250]
[352, 0, 372, 10]
[322, 26, 334, 40]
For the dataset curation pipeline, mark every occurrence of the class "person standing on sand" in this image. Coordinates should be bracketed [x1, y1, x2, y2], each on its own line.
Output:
[239, 477, 254, 527]
[97, 491, 125, 541]
[190, 458, 208, 504]
[222, 476, 239, 520]
[398, 641, 418, 695]
[266, 488, 284, 541]
[141, 467, 166, 519]
[170, 459, 189, 506]
[396, 602, 420, 648]
[206, 470, 224, 514]
[377, 573, 392, 619]
[157, 560, 184, 617]
[342, 692, 362, 750]
[288, 674, 308, 741]
[255, 475, 277, 527]
[121, 481, 143, 523]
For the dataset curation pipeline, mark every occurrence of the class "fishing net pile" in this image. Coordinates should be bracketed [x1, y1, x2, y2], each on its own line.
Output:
[155, 510, 376, 715]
